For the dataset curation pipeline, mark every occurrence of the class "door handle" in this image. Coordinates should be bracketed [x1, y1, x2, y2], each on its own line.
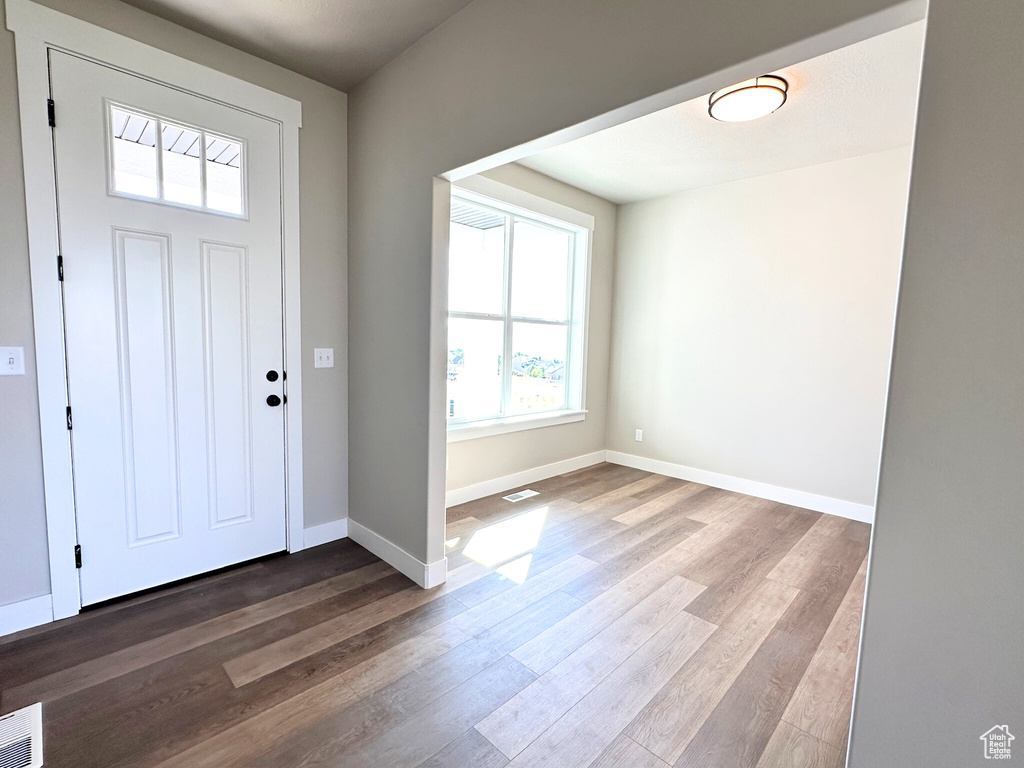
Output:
[266, 370, 279, 382]
[266, 394, 282, 407]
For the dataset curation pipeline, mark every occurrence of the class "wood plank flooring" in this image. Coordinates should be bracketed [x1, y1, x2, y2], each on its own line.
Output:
[0, 463, 870, 767]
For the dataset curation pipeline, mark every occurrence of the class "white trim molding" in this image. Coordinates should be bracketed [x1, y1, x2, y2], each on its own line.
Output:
[605, 451, 874, 523]
[302, 518, 349, 549]
[452, 175, 596, 231]
[446, 450, 606, 508]
[348, 519, 448, 589]
[0, 594, 54, 639]
[8, 0, 304, 620]
[447, 410, 587, 443]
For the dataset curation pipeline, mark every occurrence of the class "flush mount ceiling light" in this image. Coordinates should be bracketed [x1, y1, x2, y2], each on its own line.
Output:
[708, 75, 789, 122]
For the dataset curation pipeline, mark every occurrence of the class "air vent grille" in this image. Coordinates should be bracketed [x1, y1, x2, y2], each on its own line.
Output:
[0, 703, 42, 768]
[502, 489, 540, 503]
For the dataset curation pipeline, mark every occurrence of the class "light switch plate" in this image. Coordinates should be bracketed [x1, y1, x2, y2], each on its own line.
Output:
[314, 348, 334, 369]
[0, 347, 25, 376]
[635, 428, 643, 442]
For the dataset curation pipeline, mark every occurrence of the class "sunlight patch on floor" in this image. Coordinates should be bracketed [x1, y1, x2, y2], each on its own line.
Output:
[495, 553, 534, 584]
[463, 506, 548, 568]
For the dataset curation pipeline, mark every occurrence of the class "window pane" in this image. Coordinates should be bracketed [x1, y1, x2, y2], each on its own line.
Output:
[111, 107, 158, 199]
[511, 220, 571, 321]
[449, 200, 505, 314]
[448, 318, 504, 421]
[161, 123, 202, 206]
[206, 136, 243, 214]
[509, 322, 567, 414]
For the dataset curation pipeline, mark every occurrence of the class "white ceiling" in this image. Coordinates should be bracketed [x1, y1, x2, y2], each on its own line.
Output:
[519, 21, 926, 205]
[118, 0, 475, 92]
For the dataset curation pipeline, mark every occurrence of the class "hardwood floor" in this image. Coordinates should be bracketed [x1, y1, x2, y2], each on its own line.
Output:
[0, 463, 869, 767]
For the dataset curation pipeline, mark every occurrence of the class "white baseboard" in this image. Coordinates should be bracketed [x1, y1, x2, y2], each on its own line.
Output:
[446, 450, 607, 508]
[303, 518, 349, 548]
[348, 518, 448, 588]
[0, 594, 54, 638]
[605, 451, 875, 524]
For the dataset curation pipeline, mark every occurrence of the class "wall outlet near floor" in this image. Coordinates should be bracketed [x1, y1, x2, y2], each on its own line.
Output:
[313, 348, 334, 369]
[0, 346, 25, 376]
[635, 428, 643, 442]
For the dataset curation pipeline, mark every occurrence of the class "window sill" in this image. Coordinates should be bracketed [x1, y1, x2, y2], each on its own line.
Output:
[447, 410, 587, 442]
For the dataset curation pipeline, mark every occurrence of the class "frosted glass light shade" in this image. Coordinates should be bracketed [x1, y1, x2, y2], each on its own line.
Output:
[708, 76, 788, 122]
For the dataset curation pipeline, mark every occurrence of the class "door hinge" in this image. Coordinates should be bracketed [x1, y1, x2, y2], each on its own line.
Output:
[47, 98, 55, 128]
[74, 544, 82, 569]
[57, 254, 64, 281]
[66, 405, 73, 430]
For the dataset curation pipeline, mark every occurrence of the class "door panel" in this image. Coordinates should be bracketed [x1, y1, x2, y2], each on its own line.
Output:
[50, 51, 287, 605]
[201, 241, 254, 529]
[113, 229, 181, 546]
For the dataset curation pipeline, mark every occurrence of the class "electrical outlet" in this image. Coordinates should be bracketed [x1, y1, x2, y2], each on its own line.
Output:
[635, 428, 643, 442]
[314, 348, 334, 369]
[0, 347, 25, 376]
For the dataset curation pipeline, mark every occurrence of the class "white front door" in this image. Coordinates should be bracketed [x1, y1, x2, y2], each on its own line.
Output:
[50, 51, 288, 605]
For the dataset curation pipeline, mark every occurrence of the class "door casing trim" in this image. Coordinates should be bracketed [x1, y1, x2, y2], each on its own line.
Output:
[7, 0, 305, 621]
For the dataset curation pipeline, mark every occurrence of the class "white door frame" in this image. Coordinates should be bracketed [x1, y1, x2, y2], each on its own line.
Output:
[7, 0, 305, 621]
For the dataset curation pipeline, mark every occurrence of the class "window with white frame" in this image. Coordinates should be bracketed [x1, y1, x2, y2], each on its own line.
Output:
[107, 102, 246, 216]
[447, 184, 591, 436]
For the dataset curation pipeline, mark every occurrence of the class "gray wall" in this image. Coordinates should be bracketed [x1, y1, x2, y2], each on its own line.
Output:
[348, 0, 918, 567]
[607, 149, 912, 510]
[0, 11, 49, 606]
[446, 163, 616, 493]
[850, 1, 1024, 764]
[0, 0, 348, 608]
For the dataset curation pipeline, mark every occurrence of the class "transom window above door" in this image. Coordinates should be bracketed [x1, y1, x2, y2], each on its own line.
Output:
[447, 183, 593, 440]
[108, 103, 246, 216]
